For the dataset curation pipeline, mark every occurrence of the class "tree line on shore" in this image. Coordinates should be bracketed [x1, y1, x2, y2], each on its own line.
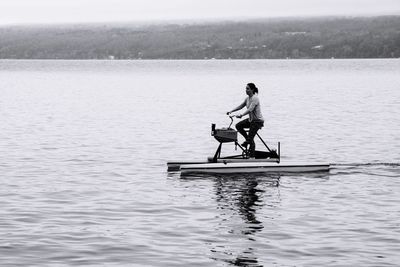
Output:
[0, 16, 399, 59]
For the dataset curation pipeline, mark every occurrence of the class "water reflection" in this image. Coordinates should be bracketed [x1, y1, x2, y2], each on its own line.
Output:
[176, 171, 330, 266]
[212, 173, 280, 266]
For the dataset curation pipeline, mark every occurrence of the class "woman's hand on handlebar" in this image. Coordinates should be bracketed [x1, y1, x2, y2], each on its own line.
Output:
[226, 112, 242, 119]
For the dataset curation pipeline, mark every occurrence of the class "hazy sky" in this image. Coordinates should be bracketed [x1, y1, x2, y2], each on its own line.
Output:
[1, 0, 399, 25]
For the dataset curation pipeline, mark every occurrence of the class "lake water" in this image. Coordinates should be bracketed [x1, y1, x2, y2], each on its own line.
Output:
[0, 59, 399, 266]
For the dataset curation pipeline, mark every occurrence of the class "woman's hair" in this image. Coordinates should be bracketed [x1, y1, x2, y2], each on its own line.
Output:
[247, 83, 258, 94]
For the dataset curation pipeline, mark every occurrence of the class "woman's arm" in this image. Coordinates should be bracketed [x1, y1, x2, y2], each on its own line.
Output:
[237, 97, 258, 118]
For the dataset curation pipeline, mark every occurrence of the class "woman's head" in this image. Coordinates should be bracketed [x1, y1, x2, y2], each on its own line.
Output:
[246, 83, 258, 94]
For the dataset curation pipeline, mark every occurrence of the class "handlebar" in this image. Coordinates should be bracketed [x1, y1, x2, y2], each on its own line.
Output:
[227, 114, 241, 128]
[228, 116, 233, 128]
[226, 112, 245, 128]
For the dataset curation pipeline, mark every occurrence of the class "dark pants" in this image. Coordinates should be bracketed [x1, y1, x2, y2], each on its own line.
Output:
[235, 119, 264, 157]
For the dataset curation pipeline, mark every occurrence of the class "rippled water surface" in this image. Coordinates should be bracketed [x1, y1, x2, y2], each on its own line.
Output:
[1, 59, 400, 266]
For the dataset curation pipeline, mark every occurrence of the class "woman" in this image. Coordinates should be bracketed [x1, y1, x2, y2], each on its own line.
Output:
[227, 83, 264, 158]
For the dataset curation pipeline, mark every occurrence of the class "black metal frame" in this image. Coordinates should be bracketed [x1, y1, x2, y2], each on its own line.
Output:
[212, 131, 280, 163]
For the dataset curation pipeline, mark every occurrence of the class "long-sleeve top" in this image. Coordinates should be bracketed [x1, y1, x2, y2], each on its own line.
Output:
[235, 95, 264, 122]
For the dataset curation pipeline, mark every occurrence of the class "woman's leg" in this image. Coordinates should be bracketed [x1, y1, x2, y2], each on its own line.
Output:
[235, 119, 250, 141]
[248, 121, 263, 158]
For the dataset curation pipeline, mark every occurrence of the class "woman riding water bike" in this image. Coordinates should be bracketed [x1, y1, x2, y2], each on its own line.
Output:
[227, 83, 264, 159]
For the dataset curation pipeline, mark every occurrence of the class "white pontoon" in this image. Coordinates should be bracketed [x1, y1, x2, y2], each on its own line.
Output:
[180, 162, 330, 174]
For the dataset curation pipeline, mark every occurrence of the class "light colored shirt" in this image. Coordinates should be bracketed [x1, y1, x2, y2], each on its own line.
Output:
[245, 95, 264, 122]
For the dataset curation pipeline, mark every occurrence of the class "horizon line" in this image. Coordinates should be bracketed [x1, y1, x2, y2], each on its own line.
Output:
[1, 14, 400, 28]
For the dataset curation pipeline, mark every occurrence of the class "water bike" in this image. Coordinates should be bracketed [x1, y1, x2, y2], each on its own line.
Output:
[210, 115, 280, 162]
[167, 115, 330, 174]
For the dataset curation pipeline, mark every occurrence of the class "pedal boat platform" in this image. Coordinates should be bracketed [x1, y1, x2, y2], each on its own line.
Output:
[167, 118, 330, 174]
[168, 160, 330, 174]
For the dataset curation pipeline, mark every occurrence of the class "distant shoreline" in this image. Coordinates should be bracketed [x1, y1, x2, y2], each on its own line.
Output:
[1, 16, 399, 60]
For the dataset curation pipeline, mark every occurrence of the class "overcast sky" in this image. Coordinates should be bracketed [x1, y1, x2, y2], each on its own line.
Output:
[1, 0, 399, 25]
